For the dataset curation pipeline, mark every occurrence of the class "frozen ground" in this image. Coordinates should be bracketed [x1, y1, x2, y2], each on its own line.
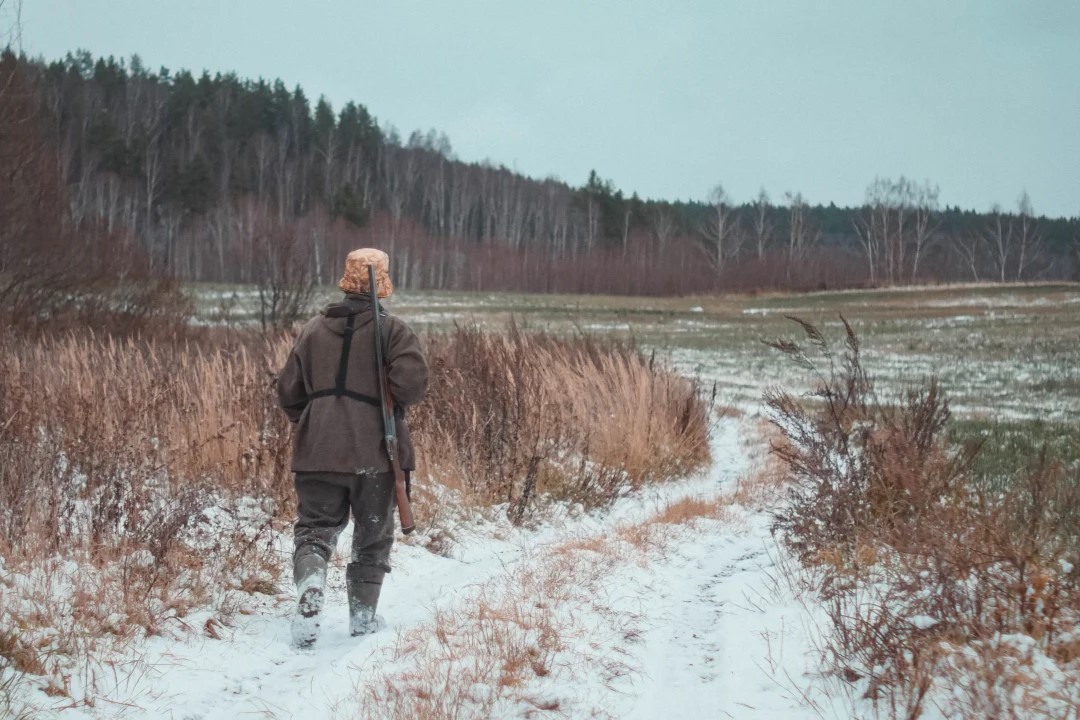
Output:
[11, 417, 845, 720]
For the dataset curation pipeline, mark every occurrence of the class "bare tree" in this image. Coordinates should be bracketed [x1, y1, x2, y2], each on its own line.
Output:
[249, 204, 317, 332]
[982, 203, 1014, 283]
[699, 183, 741, 273]
[855, 177, 939, 284]
[1014, 191, 1046, 281]
[379, 133, 418, 263]
[854, 179, 887, 284]
[0, 0, 23, 54]
[650, 206, 677, 254]
[784, 191, 819, 269]
[952, 234, 984, 282]
[751, 188, 774, 260]
[0, 54, 185, 328]
[908, 181, 940, 282]
[0, 53, 80, 316]
[621, 204, 633, 256]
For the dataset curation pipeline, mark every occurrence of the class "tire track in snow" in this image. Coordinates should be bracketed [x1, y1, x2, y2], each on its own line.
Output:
[624, 517, 819, 719]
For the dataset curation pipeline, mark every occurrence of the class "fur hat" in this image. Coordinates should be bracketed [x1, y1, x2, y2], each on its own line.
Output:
[339, 248, 393, 298]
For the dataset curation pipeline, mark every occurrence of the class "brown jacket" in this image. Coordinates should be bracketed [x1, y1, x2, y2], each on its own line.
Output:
[277, 295, 428, 474]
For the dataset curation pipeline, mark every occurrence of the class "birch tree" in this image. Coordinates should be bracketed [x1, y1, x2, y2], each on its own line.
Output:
[855, 177, 939, 284]
[650, 206, 677, 254]
[1014, 191, 1045, 280]
[908, 181, 940, 282]
[785, 191, 819, 268]
[752, 188, 774, 260]
[699, 183, 741, 273]
[982, 203, 1013, 283]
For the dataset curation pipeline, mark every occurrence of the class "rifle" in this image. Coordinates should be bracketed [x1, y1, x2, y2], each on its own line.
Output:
[368, 264, 416, 535]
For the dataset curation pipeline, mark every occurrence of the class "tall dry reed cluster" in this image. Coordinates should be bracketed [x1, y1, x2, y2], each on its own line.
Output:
[0, 324, 709, 558]
[0, 331, 294, 560]
[410, 324, 712, 524]
[766, 318, 1080, 719]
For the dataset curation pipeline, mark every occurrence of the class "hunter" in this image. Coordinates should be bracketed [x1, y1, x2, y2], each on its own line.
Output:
[276, 248, 428, 648]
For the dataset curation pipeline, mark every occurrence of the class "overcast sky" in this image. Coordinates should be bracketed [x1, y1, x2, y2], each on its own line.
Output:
[15, 0, 1080, 217]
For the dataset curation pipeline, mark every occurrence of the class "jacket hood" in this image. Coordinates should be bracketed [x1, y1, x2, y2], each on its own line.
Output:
[318, 294, 386, 336]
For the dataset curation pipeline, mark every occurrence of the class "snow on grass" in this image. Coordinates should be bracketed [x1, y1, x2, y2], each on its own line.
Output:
[186, 283, 1080, 425]
[14, 283, 1077, 718]
[5, 417, 841, 720]
[0, 501, 283, 713]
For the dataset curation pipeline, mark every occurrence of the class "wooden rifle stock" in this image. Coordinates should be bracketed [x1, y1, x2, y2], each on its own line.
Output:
[384, 388, 415, 535]
[369, 264, 416, 535]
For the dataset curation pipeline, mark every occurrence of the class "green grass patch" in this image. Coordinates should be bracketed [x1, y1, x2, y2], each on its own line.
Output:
[949, 418, 1080, 492]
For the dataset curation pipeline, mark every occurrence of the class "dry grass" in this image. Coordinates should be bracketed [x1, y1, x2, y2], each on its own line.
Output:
[765, 317, 1080, 719]
[0, 329, 293, 696]
[349, 562, 575, 719]
[0, 331, 294, 556]
[652, 495, 726, 525]
[410, 323, 712, 524]
[342, 483, 741, 720]
[0, 320, 712, 705]
[0, 505, 281, 703]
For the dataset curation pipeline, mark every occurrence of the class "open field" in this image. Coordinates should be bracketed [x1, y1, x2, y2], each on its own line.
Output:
[5, 282, 1075, 718]
[193, 282, 1080, 425]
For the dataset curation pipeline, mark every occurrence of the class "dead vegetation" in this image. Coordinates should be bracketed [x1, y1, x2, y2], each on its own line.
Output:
[765, 317, 1080, 718]
[0, 320, 711, 704]
[0, 55, 191, 337]
[409, 323, 713, 528]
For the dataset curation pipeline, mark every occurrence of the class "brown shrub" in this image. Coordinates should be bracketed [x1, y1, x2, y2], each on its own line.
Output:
[765, 317, 1080, 718]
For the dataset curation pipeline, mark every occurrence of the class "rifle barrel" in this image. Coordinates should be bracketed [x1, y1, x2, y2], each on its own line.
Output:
[368, 264, 415, 535]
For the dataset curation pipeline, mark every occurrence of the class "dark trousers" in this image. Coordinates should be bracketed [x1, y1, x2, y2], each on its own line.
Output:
[292, 471, 400, 582]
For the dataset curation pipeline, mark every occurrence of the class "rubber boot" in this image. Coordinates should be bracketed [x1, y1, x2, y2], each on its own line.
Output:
[291, 554, 327, 649]
[346, 563, 384, 637]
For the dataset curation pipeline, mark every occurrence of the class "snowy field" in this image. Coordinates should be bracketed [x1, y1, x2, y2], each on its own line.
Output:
[193, 281, 1080, 421]
[8, 283, 1078, 718]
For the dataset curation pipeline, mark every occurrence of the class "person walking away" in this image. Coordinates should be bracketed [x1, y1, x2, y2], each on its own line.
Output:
[276, 248, 428, 648]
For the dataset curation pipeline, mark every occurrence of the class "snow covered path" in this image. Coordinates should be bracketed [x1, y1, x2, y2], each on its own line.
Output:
[24, 417, 834, 720]
[622, 510, 837, 719]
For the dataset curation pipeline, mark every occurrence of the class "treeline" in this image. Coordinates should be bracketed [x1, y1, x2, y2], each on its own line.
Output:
[6, 49, 1080, 297]
[0, 52, 189, 331]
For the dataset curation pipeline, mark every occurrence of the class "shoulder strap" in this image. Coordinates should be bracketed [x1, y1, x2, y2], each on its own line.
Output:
[333, 312, 357, 396]
[305, 312, 380, 407]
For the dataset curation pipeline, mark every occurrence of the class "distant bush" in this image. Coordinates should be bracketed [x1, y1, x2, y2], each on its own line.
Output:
[766, 318, 1080, 718]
